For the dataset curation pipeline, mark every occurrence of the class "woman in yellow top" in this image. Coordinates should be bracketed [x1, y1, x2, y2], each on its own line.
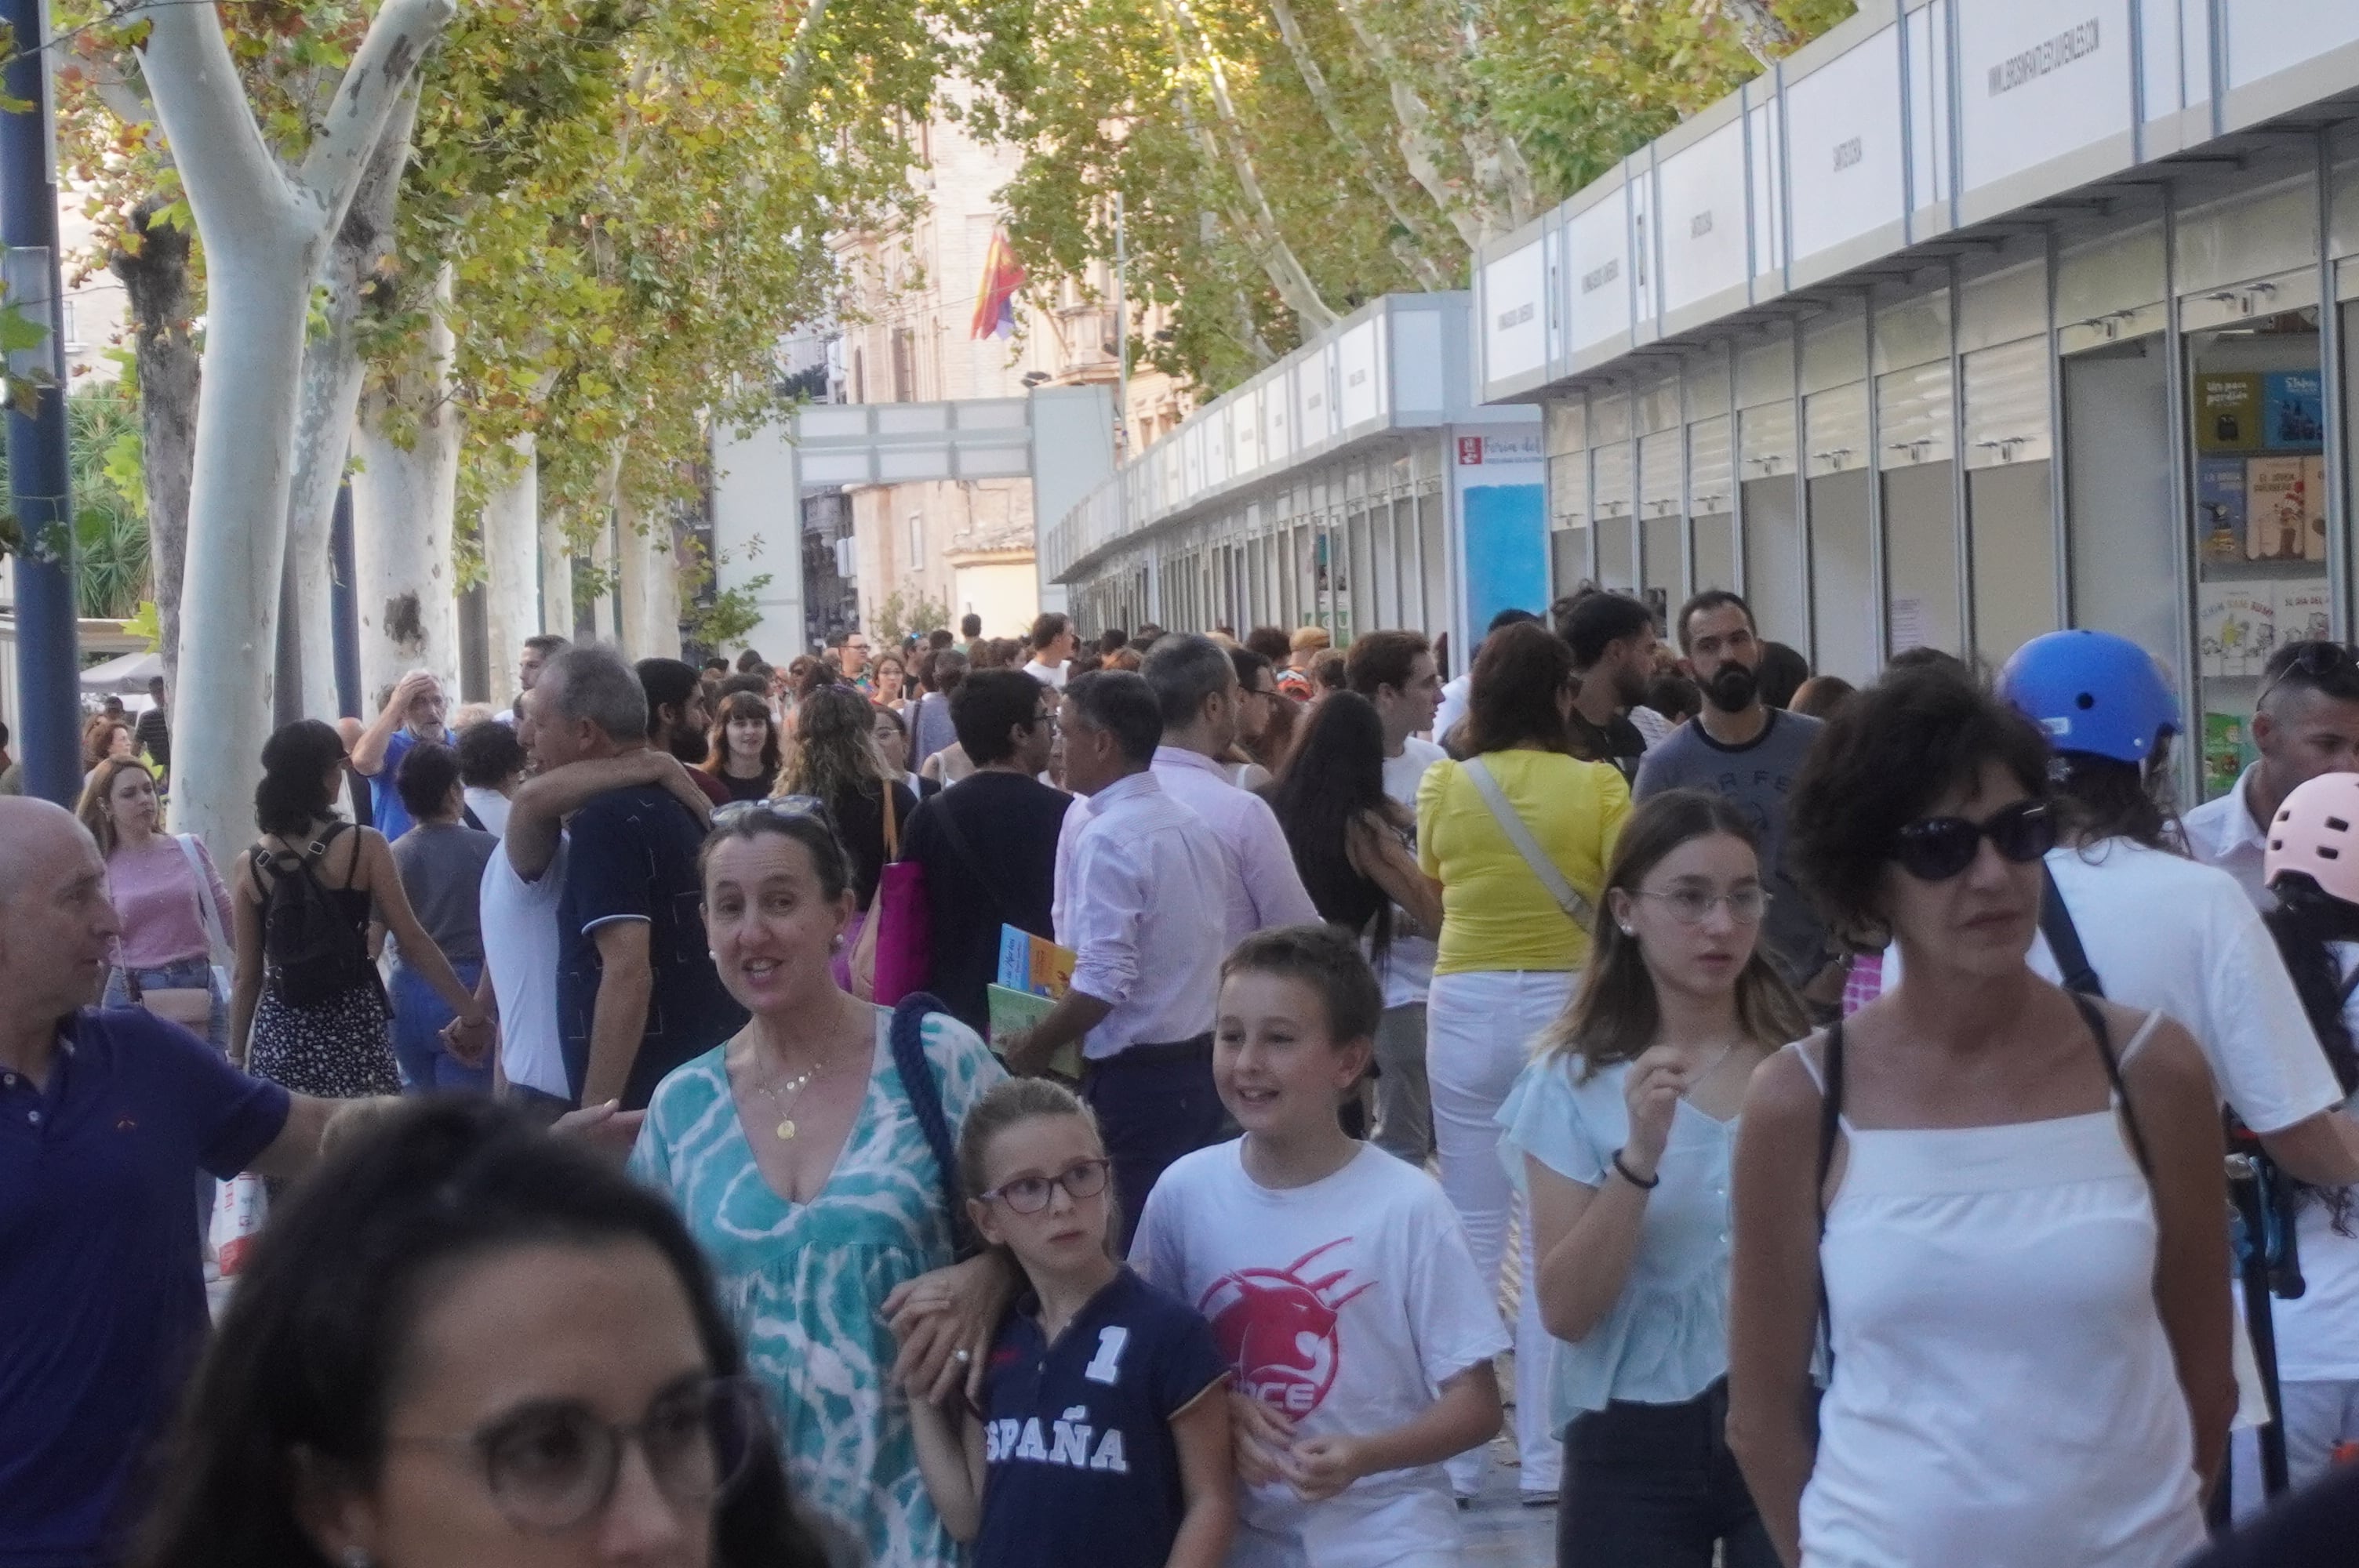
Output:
[1417, 619, 1631, 1504]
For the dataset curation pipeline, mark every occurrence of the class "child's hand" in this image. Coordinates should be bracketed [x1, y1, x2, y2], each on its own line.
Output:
[1227, 1391, 1295, 1488]
[1285, 1433, 1365, 1502]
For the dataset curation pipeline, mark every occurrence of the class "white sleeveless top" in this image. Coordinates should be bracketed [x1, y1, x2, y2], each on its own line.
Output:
[1792, 1014, 2208, 1568]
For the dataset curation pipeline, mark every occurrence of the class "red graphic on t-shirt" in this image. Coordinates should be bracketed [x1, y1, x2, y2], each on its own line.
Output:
[1198, 1239, 1375, 1417]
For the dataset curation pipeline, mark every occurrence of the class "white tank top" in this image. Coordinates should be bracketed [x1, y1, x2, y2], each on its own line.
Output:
[1791, 1015, 2208, 1568]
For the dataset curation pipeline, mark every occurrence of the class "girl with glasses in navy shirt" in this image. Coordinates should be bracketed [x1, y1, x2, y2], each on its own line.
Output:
[903, 1078, 1236, 1568]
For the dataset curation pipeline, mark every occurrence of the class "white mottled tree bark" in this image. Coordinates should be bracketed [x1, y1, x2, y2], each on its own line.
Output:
[351, 268, 463, 706]
[480, 435, 541, 706]
[133, 0, 456, 857]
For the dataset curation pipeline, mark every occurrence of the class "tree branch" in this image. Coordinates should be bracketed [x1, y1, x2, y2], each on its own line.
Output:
[1262, 0, 1455, 288]
[129, 0, 296, 241]
[295, 0, 456, 215]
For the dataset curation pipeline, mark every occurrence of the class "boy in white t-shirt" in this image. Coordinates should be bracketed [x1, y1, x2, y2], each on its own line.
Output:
[1132, 926, 1507, 1568]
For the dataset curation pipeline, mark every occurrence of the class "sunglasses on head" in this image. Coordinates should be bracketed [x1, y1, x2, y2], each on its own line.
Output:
[2258, 641, 2359, 709]
[711, 793, 832, 830]
[1890, 799, 2056, 882]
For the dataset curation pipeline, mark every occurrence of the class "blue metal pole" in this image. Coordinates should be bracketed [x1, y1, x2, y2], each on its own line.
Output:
[1, 0, 78, 804]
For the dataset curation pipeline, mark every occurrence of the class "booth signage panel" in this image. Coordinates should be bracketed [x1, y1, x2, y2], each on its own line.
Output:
[1784, 25, 1906, 266]
[1658, 121, 1748, 315]
[2224, 0, 2359, 90]
[1565, 193, 1635, 354]
[1453, 430, 1548, 640]
[1339, 320, 1383, 428]
[1955, 0, 2131, 194]
[1484, 241, 1547, 382]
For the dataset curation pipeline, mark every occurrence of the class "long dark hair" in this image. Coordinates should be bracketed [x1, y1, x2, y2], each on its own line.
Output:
[131, 1099, 830, 1568]
[1264, 691, 1399, 959]
[254, 719, 347, 837]
[1538, 789, 1808, 1074]
[2266, 873, 2359, 1234]
[2054, 742, 2179, 853]
[704, 690, 782, 780]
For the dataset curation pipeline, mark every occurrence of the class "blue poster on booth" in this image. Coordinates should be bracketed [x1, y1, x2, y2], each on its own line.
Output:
[1453, 430, 1546, 640]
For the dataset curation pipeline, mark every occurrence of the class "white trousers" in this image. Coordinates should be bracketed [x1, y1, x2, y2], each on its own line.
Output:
[2230, 1377, 2359, 1519]
[1427, 967, 1575, 1497]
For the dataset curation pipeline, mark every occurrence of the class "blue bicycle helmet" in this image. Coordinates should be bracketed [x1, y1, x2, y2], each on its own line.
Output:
[1999, 630, 2182, 764]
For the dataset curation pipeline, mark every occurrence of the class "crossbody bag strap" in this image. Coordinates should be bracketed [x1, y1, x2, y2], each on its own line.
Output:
[1461, 757, 1594, 931]
[887, 992, 969, 1256]
[881, 778, 901, 862]
[2040, 862, 2106, 998]
[174, 833, 229, 959]
[1816, 1022, 1846, 1367]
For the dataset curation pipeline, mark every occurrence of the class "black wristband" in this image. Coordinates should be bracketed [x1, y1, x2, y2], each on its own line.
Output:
[1611, 1149, 1661, 1189]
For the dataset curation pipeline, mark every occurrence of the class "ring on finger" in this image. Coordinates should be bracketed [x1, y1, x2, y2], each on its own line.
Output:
[953, 1348, 972, 1365]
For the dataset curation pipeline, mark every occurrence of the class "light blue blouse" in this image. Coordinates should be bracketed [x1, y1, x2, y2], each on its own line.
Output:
[1497, 1051, 1739, 1430]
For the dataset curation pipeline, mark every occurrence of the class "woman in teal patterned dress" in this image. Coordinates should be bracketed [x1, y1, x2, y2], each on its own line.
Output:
[631, 804, 1012, 1568]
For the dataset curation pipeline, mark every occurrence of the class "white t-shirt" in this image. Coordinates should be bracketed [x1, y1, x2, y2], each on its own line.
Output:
[463, 786, 512, 839]
[1376, 738, 1448, 1010]
[482, 835, 569, 1098]
[2272, 941, 2359, 1384]
[1434, 675, 1472, 747]
[1132, 1142, 1509, 1568]
[1023, 659, 1070, 691]
[1880, 839, 2339, 1134]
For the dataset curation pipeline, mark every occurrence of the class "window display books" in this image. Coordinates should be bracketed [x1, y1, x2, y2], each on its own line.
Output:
[2264, 371, 2326, 449]
[2247, 456, 2309, 562]
[2279, 581, 2331, 645]
[2198, 586, 2276, 679]
[2204, 713, 2254, 801]
[2195, 373, 2262, 453]
[2302, 456, 2329, 561]
[2197, 458, 2247, 561]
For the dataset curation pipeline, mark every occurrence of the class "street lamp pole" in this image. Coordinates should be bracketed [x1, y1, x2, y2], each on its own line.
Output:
[0, 0, 79, 804]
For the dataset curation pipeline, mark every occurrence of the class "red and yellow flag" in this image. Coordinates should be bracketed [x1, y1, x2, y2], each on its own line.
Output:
[970, 228, 1026, 340]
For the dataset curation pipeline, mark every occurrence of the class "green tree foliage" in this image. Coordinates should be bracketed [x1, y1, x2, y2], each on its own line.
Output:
[0, 379, 151, 619]
[961, 0, 1853, 394]
[870, 587, 953, 644]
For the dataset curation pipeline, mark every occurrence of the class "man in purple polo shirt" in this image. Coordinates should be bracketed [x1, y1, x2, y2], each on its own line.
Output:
[0, 797, 354, 1567]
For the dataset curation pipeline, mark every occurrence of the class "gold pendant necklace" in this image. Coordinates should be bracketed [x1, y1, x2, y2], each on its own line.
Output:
[756, 1062, 823, 1141]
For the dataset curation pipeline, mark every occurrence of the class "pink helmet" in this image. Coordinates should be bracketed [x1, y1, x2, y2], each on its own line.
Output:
[2265, 772, 2359, 906]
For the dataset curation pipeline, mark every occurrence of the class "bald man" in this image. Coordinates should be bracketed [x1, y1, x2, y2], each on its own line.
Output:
[0, 800, 381, 1563]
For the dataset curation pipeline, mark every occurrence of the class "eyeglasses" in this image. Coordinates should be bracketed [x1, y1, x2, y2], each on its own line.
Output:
[1890, 799, 2056, 882]
[2257, 641, 2358, 710]
[711, 793, 831, 829]
[1027, 712, 1060, 731]
[1632, 885, 1771, 925]
[386, 1375, 768, 1534]
[980, 1157, 1112, 1215]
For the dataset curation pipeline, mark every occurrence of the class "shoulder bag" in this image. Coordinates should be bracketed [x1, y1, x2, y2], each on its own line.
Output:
[1461, 755, 1595, 933]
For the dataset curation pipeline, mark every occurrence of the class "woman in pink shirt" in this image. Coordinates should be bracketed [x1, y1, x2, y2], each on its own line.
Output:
[78, 755, 235, 1051]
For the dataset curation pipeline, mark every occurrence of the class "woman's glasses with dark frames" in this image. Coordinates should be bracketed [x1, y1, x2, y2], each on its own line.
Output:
[387, 1374, 769, 1534]
[979, 1157, 1112, 1215]
[1890, 800, 2057, 882]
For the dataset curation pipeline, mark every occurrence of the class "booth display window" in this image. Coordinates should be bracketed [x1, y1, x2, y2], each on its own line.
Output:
[2188, 310, 2327, 800]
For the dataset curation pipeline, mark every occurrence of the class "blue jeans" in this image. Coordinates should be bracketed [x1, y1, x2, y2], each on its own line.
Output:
[391, 960, 492, 1093]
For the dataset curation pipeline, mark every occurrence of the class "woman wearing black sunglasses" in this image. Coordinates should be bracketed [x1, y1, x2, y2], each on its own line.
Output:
[1725, 664, 2234, 1568]
[133, 1097, 836, 1568]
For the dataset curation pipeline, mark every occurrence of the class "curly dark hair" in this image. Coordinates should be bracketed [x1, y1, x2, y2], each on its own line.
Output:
[2265, 876, 2359, 1235]
[1787, 663, 2051, 940]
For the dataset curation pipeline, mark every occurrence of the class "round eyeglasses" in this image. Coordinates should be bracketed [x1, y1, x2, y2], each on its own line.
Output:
[979, 1157, 1112, 1215]
[1632, 885, 1771, 925]
[387, 1375, 769, 1534]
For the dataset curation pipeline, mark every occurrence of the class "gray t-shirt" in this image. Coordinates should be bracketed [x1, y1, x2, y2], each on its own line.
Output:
[390, 819, 499, 968]
[1633, 707, 1827, 984]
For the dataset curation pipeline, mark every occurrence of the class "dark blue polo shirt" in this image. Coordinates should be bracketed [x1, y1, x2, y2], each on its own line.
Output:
[972, 1266, 1228, 1568]
[0, 1008, 290, 1567]
[556, 783, 747, 1111]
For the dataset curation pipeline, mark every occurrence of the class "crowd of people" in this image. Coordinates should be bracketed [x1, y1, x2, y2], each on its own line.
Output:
[16, 591, 2359, 1568]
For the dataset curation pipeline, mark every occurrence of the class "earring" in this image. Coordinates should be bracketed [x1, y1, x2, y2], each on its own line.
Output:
[831, 934, 845, 953]
[1618, 924, 1635, 937]
[342, 1551, 373, 1568]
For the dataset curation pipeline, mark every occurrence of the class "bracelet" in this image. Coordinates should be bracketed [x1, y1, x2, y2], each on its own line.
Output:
[1611, 1149, 1660, 1190]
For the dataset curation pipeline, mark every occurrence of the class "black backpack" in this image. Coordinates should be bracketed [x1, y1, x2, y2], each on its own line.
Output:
[252, 821, 376, 1007]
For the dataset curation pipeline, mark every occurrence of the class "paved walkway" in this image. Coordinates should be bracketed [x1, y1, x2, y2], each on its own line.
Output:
[1464, 1456, 1556, 1566]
